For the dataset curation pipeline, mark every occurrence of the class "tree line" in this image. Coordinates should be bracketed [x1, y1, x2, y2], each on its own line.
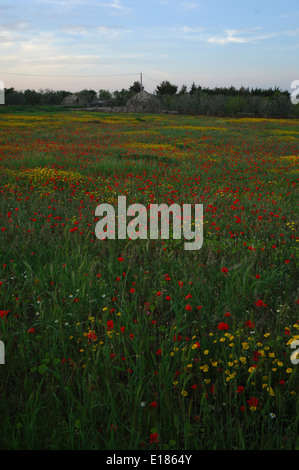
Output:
[155, 81, 298, 118]
[3, 80, 298, 118]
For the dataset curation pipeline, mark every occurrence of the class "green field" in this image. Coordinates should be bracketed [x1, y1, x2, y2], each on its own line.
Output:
[0, 109, 298, 450]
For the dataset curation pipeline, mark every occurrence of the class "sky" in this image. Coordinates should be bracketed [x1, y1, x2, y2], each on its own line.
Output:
[0, 0, 298, 94]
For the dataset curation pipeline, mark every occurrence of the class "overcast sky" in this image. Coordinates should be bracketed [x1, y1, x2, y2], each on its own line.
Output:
[0, 0, 298, 94]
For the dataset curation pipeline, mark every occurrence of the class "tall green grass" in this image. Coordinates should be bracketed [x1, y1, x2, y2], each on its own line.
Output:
[0, 111, 298, 450]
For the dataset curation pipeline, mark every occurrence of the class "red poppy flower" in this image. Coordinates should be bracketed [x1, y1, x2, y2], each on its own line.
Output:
[149, 432, 159, 444]
[149, 401, 158, 408]
[255, 299, 267, 307]
[173, 333, 182, 342]
[217, 322, 229, 330]
[87, 331, 97, 341]
[247, 396, 258, 408]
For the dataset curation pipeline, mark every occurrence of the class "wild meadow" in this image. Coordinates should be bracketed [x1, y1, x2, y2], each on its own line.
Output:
[0, 108, 298, 450]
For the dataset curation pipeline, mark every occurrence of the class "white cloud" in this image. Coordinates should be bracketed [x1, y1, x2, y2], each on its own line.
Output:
[22, 54, 103, 65]
[207, 28, 278, 45]
[283, 28, 299, 37]
[109, 0, 123, 9]
[59, 24, 132, 38]
[98, 0, 127, 11]
[61, 26, 89, 35]
[96, 25, 132, 36]
[179, 2, 198, 11]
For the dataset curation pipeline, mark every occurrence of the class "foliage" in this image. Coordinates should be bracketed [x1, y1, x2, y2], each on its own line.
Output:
[155, 80, 178, 96]
[3, 82, 298, 118]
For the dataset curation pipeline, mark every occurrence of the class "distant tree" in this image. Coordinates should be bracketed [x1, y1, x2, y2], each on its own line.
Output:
[129, 81, 144, 94]
[23, 89, 41, 106]
[177, 93, 194, 114]
[228, 86, 237, 97]
[225, 96, 246, 115]
[189, 82, 197, 95]
[112, 89, 130, 106]
[77, 89, 97, 106]
[37, 88, 70, 105]
[4, 87, 15, 96]
[59, 90, 72, 103]
[238, 86, 250, 96]
[269, 93, 292, 118]
[98, 89, 112, 101]
[210, 95, 227, 115]
[4, 87, 24, 105]
[155, 80, 178, 96]
[199, 93, 213, 116]
[256, 97, 271, 118]
[178, 84, 188, 96]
